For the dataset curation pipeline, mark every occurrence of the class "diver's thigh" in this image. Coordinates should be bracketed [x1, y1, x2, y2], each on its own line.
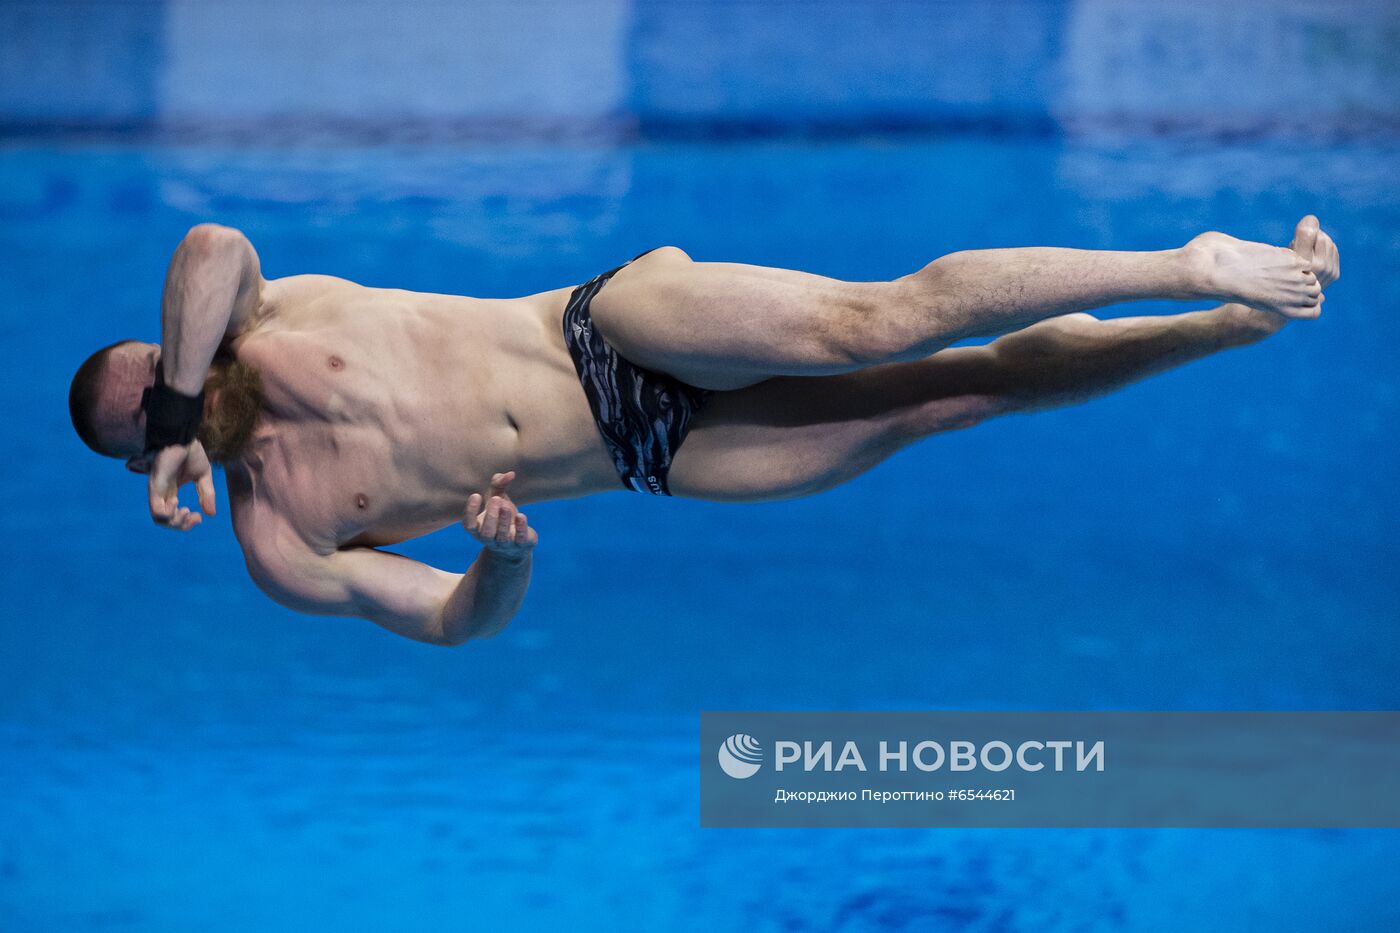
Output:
[667, 348, 1009, 501]
[588, 248, 884, 389]
[665, 373, 906, 501]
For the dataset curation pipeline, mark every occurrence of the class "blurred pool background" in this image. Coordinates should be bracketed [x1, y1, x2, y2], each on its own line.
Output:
[2, 1, 1399, 929]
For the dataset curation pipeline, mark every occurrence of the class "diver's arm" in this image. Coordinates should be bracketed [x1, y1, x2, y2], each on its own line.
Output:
[141, 225, 263, 530]
[247, 540, 532, 647]
[159, 224, 263, 395]
[439, 548, 533, 644]
[260, 545, 530, 646]
[242, 477, 537, 646]
[445, 470, 537, 642]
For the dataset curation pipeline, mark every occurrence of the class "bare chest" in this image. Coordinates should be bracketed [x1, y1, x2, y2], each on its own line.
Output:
[227, 307, 525, 548]
[235, 421, 466, 549]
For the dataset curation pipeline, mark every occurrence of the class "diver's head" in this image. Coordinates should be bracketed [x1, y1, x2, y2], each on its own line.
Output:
[69, 340, 264, 468]
[69, 339, 157, 463]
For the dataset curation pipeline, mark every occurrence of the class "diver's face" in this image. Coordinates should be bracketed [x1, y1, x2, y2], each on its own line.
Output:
[90, 341, 160, 465]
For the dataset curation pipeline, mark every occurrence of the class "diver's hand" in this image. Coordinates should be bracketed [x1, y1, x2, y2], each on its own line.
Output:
[463, 471, 538, 559]
[143, 441, 216, 531]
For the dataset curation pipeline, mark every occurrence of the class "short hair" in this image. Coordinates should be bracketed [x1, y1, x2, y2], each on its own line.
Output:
[69, 339, 138, 456]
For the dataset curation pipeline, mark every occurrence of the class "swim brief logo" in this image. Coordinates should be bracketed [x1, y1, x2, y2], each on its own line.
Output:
[718, 733, 763, 779]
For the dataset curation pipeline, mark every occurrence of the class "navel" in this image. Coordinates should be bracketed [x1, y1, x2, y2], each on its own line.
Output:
[355, 493, 369, 510]
[328, 355, 345, 371]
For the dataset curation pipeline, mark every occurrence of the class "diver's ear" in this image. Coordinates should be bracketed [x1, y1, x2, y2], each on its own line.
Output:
[126, 454, 151, 475]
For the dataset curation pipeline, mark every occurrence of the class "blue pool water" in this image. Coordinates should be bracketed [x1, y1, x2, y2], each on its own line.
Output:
[4, 2, 1400, 930]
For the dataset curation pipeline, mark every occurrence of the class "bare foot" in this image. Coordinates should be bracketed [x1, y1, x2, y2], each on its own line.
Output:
[1183, 227, 1322, 318]
[1220, 216, 1340, 339]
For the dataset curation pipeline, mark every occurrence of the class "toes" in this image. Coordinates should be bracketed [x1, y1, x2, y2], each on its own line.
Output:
[1291, 215, 1320, 256]
[1294, 290, 1324, 318]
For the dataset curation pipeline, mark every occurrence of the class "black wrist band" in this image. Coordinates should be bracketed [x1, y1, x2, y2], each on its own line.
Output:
[142, 364, 205, 454]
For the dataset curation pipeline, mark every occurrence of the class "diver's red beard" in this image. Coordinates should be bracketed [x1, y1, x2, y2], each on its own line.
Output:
[198, 359, 264, 463]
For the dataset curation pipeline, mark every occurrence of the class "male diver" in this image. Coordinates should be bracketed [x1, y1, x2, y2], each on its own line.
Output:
[69, 218, 1339, 644]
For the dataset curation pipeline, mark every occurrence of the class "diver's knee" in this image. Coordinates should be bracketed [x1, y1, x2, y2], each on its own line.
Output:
[896, 394, 1007, 440]
[821, 282, 931, 368]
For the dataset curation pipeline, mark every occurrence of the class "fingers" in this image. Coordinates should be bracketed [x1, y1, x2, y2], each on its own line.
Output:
[463, 492, 484, 534]
[465, 472, 519, 531]
[149, 475, 176, 523]
[494, 499, 517, 545]
[464, 495, 536, 549]
[465, 472, 536, 550]
[143, 444, 211, 531]
[479, 496, 500, 540]
[476, 495, 516, 543]
[197, 470, 217, 516]
[167, 506, 202, 532]
[148, 481, 202, 531]
[488, 471, 516, 499]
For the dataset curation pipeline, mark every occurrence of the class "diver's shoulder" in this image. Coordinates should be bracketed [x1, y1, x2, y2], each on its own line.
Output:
[242, 273, 369, 331]
[261, 272, 364, 301]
